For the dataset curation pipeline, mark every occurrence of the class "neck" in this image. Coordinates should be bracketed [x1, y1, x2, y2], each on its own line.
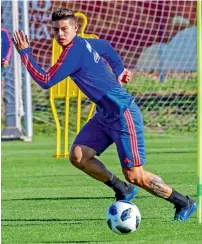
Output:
[62, 35, 76, 49]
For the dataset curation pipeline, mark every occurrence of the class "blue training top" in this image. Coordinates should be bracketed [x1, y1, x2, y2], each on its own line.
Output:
[1, 28, 12, 63]
[19, 35, 134, 118]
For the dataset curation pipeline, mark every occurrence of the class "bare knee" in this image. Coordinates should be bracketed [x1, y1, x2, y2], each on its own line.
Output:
[69, 146, 83, 168]
[69, 145, 96, 169]
[123, 167, 147, 187]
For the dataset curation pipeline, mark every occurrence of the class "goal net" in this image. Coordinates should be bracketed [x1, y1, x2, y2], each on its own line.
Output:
[1, 0, 197, 137]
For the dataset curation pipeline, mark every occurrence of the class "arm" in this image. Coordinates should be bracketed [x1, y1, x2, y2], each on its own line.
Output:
[13, 31, 82, 89]
[86, 38, 124, 77]
[86, 39, 131, 83]
[2, 28, 12, 62]
[19, 46, 81, 89]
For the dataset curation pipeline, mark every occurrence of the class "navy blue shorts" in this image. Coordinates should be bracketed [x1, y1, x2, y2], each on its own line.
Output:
[73, 102, 145, 168]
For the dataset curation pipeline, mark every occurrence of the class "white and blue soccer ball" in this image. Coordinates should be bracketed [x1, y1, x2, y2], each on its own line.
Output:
[106, 200, 141, 234]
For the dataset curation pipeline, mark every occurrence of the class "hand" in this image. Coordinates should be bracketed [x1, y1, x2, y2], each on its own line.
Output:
[12, 30, 29, 52]
[1, 59, 9, 67]
[118, 68, 132, 84]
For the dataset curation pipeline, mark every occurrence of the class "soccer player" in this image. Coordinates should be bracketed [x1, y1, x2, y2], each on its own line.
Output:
[12, 7, 196, 221]
[1, 27, 12, 95]
[1, 27, 12, 75]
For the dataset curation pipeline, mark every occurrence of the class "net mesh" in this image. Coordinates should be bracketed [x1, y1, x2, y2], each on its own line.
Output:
[1, 1, 197, 134]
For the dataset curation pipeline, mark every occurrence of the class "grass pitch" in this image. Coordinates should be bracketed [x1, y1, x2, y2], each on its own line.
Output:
[1, 133, 201, 244]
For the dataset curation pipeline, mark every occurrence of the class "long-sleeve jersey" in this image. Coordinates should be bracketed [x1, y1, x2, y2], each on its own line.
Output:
[19, 35, 134, 118]
[1, 28, 12, 62]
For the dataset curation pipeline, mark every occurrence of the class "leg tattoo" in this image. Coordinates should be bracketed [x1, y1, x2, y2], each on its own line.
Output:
[150, 177, 171, 198]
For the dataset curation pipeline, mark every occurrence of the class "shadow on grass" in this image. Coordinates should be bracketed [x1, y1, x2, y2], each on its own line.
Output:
[2, 215, 197, 228]
[2, 218, 105, 222]
[3, 195, 154, 201]
[42, 242, 108, 243]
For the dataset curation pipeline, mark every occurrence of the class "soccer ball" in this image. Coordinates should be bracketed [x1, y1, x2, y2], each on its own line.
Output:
[106, 200, 141, 234]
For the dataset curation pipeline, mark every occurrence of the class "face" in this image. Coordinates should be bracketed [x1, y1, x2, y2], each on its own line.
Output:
[52, 19, 78, 48]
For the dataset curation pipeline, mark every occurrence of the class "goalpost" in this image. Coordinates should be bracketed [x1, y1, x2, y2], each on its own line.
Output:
[1, 0, 33, 141]
[197, 0, 202, 224]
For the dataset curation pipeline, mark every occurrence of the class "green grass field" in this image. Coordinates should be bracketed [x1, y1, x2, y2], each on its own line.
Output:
[1, 133, 201, 244]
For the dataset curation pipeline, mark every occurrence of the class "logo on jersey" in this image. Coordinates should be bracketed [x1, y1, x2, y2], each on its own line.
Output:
[85, 40, 92, 53]
[123, 157, 131, 163]
[84, 40, 100, 63]
[93, 51, 100, 63]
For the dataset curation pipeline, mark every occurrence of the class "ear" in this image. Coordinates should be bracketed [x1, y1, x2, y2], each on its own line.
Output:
[74, 23, 78, 32]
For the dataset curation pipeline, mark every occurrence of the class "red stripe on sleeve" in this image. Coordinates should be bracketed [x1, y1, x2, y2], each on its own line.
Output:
[21, 55, 49, 83]
[21, 42, 73, 83]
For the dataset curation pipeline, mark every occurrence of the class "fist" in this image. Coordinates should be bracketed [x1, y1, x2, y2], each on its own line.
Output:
[1, 59, 9, 67]
[118, 69, 131, 84]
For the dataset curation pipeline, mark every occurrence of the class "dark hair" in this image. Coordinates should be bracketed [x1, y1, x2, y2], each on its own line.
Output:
[52, 7, 77, 23]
